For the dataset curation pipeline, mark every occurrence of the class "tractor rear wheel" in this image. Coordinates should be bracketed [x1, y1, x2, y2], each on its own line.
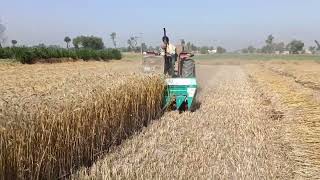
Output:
[181, 59, 196, 78]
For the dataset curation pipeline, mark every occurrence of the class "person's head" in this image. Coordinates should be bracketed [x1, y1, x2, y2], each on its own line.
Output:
[162, 36, 169, 44]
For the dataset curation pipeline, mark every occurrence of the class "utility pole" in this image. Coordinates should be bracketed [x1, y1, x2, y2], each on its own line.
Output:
[135, 32, 144, 54]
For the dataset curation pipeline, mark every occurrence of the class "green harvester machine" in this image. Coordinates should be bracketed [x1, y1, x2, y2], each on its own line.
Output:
[143, 28, 198, 111]
[164, 77, 197, 111]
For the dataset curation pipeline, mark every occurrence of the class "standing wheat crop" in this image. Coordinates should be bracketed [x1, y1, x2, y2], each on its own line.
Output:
[0, 74, 165, 179]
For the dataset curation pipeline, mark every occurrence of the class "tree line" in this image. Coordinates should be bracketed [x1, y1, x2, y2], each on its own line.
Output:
[0, 20, 122, 63]
[242, 35, 319, 54]
[122, 37, 227, 54]
[0, 19, 119, 50]
[1, 19, 319, 55]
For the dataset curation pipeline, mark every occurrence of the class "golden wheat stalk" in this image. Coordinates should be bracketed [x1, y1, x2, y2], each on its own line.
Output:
[0, 74, 165, 179]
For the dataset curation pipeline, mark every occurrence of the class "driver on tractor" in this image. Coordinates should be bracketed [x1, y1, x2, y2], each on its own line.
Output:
[161, 36, 176, 76]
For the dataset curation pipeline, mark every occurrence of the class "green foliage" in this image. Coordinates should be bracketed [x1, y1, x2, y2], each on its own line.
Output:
[73, 36, 104, 50]
[127, 37, 137, 51]
[181, 39, 186, 47]
[110, 32, 117, 48]
[64, 36, 71, 43]
[242, 46, 256, 54]
[265, 34, 274, 45]
[274, 42, 285, 52]
[110, 49, 122, 60]
[242, 48, 249, 54]
[200, 46, 209, 54]
[0, 47, 14, 58]
[309, 46, 316, 54]
[64, 36, 71, 48]
[11, 40, 17, 46]
[0, 47, 122, 64]
[17, 49, 36, 64]
[314, 40, 320, 50]
[261, 34, 276, 54]
[261, 45, 273, 54]
[260, 34, 288, 54]
[217, 46, 226, 54]
[141, 43, 147, 52]
[287, 40, 304, 54]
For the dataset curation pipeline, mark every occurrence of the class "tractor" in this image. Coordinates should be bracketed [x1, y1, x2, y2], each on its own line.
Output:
[143, 28, 198, 111]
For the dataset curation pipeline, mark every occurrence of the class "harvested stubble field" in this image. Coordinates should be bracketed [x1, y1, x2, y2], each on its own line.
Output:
[246, 60, 320, 179]
[1, 58, 320, 179]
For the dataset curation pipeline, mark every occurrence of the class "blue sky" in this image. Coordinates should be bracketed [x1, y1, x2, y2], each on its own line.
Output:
[1, 0, 320, 50]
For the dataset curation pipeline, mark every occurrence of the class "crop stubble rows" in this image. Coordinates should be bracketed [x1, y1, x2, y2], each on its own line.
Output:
[247, 61, 320, 179]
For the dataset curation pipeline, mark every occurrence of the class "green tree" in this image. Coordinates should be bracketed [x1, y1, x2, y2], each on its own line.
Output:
[315, 40, 320, 51]
[181, 39, 186, 46]
[266, 34, 274, 45]
[11, 40, 17, 47]
[247, 46, 256, 53]
[110, 32, 117, 48]
[72, 36, 104, 50]
[186, 42, 191, 51]
[242, 48, 249, 54]
[127, 37, 137, 52]
[64, 36, 71, 49]
[141, 42, 147, 52]
[35, 43, 46, 48]
[274, 42, 285, 52]
[309, 46, 316, 54]
[287, 40, 304, 54]
[262, 34, 275, 53]
[180, 39, 186, 51]
[217, 46, 226, 54]
[200, 46, 209, 54]
[191, 43, 197, 51]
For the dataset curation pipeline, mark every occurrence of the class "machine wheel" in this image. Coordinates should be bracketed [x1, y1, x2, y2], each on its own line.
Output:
[182, 59, 195, 78]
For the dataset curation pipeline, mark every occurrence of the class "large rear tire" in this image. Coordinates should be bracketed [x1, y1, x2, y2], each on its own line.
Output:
[181, 59, 196, 78]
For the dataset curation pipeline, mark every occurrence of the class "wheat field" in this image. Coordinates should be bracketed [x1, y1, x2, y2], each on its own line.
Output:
[74, 65, 292, 179]
[0, 61, 164, 179]
[1, 59, 320, 179]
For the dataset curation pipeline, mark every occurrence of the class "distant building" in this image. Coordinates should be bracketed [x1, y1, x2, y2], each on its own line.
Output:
[208, 49, 217, 54]
[282, 51, 290, 55]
